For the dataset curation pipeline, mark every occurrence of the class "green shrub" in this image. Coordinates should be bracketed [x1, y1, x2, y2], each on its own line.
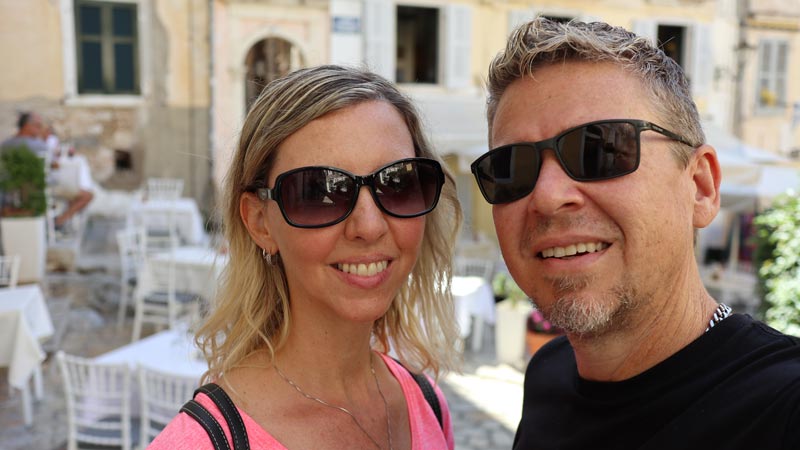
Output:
[752, 191, 800, 336]
[0, 145, 47, 217]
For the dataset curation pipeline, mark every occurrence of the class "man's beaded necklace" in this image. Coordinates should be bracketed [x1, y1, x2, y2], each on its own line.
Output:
[705, 303, 732, 333]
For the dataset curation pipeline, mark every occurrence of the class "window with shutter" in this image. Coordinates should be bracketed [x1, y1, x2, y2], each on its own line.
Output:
[756, 39, 789, 113]
[75, 1, 139, 94]
[364, 2, 472, 89]
[396, 6, 439, 84]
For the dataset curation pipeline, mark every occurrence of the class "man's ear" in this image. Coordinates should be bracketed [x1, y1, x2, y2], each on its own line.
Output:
[240, 192, 277, 252]
[690, 144, 722, 229]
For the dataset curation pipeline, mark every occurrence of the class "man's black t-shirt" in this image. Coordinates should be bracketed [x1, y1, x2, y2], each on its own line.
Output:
[513, 314, 800, 450]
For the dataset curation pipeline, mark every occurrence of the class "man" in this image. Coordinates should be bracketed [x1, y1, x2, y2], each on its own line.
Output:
[471, 18, 800, 449]
[1, 111, 49, 159]
[2, 112, 93, 227]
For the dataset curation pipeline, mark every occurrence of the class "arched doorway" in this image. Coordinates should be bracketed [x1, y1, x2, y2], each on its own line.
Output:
[244, 37, 304, 111]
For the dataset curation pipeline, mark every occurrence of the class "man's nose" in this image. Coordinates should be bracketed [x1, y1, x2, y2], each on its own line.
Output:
[526, 150, 584, 215]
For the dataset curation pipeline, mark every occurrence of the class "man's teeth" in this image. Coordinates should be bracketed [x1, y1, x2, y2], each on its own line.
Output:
[337, 261, 389, 276]
[540, 242, 608, 259]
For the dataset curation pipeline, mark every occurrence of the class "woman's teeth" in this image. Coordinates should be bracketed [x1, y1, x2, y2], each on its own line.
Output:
[337, 261, 389, 276]
[540, 242, 608, 259]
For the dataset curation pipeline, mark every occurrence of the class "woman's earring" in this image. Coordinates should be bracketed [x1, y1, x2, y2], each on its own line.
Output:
[262, 248, 275, 265]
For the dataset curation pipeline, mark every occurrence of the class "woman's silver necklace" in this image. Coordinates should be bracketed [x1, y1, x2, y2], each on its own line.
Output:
[274, 353, 393, 450]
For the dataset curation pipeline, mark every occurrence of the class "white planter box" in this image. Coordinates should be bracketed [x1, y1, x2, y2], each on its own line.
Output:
[1, 216, 46, 283]
[495, 298, 533, 365]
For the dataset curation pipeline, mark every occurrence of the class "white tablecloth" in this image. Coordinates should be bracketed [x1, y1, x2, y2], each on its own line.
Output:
[0, 285, 54, 389]
[135, 246, 229, 304]
[126, 198, 208, 245]
[51, 155, 94, 192]
[451, 276, 496, 351]
[94, 326, 207, 417]
[95, 326, 207, 378]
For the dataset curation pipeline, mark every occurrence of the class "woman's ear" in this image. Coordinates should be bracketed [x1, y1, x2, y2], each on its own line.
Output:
[240, 192, 277, 252]
[691, 144, 722, 229]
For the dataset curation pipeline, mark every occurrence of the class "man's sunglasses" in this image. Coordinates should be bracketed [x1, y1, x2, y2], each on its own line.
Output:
[251, 157, 445, 228]
[470, 119, 694, 204]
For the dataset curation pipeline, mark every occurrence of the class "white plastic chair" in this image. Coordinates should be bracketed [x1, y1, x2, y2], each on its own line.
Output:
[146, 178, 184, 201]
[138, 365, 198, 447]
[131, 248, 198, 341]
[140, 204, 181, 252]
[56, 351, 134, 450]
[455, 257, 496, 282]
[0, 254, 21, 288]
[116, 227, 147, 327]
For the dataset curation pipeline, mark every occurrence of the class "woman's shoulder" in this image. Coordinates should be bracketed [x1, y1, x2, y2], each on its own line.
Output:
[147, 390, 287, 449]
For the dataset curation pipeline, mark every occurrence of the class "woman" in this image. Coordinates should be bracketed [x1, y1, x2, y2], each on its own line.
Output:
[150, 65, 462, 449]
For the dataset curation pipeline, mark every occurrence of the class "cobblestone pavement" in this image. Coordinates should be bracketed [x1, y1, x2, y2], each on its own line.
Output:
[0, 216, 524, 450]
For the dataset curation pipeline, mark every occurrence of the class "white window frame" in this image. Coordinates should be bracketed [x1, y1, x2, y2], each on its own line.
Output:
[632, 19, 712, 97]
[755, 39, 789, 115]
[363, 0, 471, 91]
[60, 0, 150, 106]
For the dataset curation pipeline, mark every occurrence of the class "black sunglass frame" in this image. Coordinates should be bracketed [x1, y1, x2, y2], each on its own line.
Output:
[470, 119, 695, 205]
[253, 157, 445, 228]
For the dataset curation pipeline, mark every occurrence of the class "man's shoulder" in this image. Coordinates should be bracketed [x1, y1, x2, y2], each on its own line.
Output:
[1, 136, 46, 154]
[725, 314, 800, 351]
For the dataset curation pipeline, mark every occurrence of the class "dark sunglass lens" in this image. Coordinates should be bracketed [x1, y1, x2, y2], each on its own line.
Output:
[559, 122, 638, 180]
[279, 168, 354, 226]
[374, 160, 441, 217]
[473, 145, 539, 204]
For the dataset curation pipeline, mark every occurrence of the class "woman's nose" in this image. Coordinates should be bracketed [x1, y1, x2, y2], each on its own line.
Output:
[343, 186, 389, 241]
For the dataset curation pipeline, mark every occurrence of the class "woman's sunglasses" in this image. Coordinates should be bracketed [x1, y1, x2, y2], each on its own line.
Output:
[252, 157, 445, 228]
[471, 119, 694, 204]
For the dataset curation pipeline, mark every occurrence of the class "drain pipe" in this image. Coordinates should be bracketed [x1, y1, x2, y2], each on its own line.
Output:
[732, 0, 749, 139]
[206, 0, 217, 220]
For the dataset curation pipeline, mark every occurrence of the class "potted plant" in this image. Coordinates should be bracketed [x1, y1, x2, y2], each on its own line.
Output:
[492, 272, 533, 366]
[0, 145, 48, 283]
[525, 308, 564, 357]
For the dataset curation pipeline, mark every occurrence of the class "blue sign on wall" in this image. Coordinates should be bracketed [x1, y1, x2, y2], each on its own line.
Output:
[333, 16, 361, 34]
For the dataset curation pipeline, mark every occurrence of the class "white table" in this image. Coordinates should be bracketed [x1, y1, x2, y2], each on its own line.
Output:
[135, 246, 229, 304]
[126, 198, 208, 245]
[451, 276, 496, 352]
[94, 326, 207, 417]
[95, 325, 207, 378]
[0, 285, 54, 425]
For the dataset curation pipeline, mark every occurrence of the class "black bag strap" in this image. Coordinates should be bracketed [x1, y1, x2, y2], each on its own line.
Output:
[179, 383, 250, 450]
[180, 399, 231, 450]
[196, 384, 250, 450]
[392, 358, 443, 429]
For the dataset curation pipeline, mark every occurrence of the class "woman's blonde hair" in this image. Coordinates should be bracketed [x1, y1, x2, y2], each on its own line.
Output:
[487, 17, 704, 167]
[198, 65, 462, 382]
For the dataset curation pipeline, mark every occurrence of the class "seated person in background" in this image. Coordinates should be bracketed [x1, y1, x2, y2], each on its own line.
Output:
[44, 125, 94, 228]
[2, 112, 93, 228]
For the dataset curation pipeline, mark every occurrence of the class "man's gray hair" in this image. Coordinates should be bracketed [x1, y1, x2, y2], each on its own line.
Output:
[486, 17, 704, 166]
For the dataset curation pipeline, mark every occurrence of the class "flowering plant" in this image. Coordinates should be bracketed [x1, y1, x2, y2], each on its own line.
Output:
[527, 309, 564, 335]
